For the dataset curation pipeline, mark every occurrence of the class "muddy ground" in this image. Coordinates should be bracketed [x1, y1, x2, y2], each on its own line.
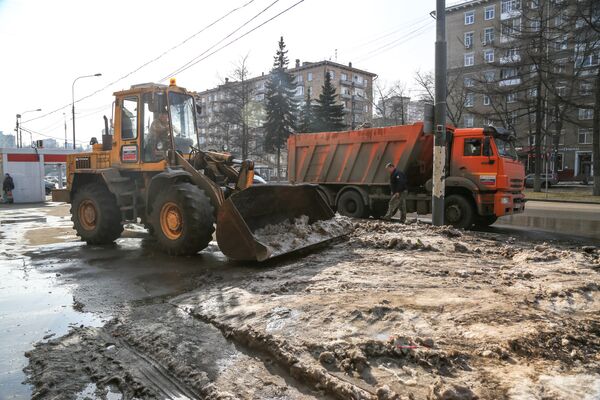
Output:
[2, 203, 600, 399]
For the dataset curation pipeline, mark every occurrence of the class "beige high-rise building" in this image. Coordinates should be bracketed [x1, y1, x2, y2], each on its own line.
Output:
[196, 60, 376, 179]
[446, 0, 597, 181]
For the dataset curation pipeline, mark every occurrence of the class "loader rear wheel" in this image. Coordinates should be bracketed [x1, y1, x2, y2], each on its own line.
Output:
[444, 194, 474, 229]
[71, 183, 123, 244]
[337, 190, 368, 218]
[151, 182, 215, 256]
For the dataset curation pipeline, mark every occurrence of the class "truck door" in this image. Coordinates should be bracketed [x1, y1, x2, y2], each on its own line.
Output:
[119, 96, 141, 165]
[452, 136, 498, 190]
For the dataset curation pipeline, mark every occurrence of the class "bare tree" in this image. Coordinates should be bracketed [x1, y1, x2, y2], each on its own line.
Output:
[373, 80, 409, 127]
[415, 70, 467, 127]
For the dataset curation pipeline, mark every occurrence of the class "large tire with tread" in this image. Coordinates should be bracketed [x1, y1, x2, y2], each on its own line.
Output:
[444, 194, 475, 229]
[474, 215, 498, 227]
[150, 182, 215, 256]
[337, 190, 368, 218]
[71, 183, 123, 244]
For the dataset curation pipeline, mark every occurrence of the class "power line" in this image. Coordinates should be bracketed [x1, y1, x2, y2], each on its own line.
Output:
[160, 0, 305, 81]
[19, 126, 88, 145]
[160, 0, 282, 81]
[22, 0, 258, 125]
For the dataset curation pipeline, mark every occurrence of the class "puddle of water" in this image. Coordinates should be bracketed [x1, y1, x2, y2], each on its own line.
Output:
[500, 215, 600, 240]
[75, 382, 124, 400]
[0, 258, 104, 398]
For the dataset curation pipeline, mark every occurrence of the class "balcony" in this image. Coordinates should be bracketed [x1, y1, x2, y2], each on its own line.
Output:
[340, 78, 366, 88]
[499, 54, 521, 64]
[501, 9, 521, 21]
[500, 34, 515, 44]
[499, 78, 522, 86]
[340, 92, 352, 99]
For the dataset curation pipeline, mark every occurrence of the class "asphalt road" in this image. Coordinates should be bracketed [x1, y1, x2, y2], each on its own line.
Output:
[496, 200, 600, 242]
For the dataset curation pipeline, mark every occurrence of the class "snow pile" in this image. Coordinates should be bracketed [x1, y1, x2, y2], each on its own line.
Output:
[253, 215, 353, 256]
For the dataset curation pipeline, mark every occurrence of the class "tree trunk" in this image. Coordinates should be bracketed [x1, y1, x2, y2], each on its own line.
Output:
[593, 67, 600, 196]
[534, 78, 543, 192]
[276, 146, 281, 182]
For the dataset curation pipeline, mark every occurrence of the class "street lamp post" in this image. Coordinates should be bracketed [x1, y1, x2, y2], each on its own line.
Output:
[72, 73, 102, 149]
[15, 108, 42, 148]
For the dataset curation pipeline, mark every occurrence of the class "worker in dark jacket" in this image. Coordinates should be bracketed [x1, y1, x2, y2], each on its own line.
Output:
[383, 162, 407, 222]
[2, 173, 15, 204]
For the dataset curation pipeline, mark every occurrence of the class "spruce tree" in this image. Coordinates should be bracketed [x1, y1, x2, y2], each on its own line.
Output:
[263, 36, 298, 180]
[314, 72, 346, 132]
[298, 92, 315, 133]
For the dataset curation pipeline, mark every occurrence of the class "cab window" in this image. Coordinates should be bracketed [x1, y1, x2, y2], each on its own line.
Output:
[121, 97, 138, 140]
[464, 138, 482, 156]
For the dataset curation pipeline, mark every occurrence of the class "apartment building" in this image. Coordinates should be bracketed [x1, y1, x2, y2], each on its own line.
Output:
[196, 60, 376, 178]
[446, 0, 598, 180]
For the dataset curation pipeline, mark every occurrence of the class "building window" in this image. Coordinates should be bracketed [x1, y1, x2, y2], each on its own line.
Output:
[553, 59, 567, 74]
[484, 49, 494, 63]
[327, 70, 336, 79]
[507, 93, 517, 103]
[464, 31, 474, 48]
[507, 111, 518, 127]
[575, 43, 598, 68]
[465, 93, 475, 108]
[531, 0, 538, 9]
[353, 74, 364, 84]
[579, 108, 593, 120]
[341, 73, 348, 81]
[307, 72, 313, 81]
[555, 35, 568, 51]
[464, 52, 475, 66]
[556, 84, 566, 97]
[501, 67, 518, 79]
[484, 70, 495, 82]
[464, 76, 474, 87]
[501, 0, 520, 14]
[465, 11, 474, 25]
[528, 87, 538, 97]
[296, 74, 303, 83]
[531, 19, 540, 31]
[484, 28, 495, 45]
[464, 115, 475, 129]
[580, 82, 593, 96]
[484, 95, 491, 105]
[295, 86, 304, 97]
[579, 128, 592, 144]
[485, 5, 495, 20]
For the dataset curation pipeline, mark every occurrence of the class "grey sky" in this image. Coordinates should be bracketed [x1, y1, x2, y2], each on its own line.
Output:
[0, 0, 437, 146]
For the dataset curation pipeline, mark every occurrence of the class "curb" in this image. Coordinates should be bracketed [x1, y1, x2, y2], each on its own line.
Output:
[526, 198, 600, 205]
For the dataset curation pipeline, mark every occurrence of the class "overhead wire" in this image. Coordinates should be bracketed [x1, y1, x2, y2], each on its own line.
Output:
[21, 0, 258, 125]
[159, 0, 284, 81]
[158, 0, 305, 80]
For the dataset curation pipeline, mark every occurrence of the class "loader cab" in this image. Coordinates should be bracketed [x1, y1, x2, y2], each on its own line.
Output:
[113, 82, 200, 169]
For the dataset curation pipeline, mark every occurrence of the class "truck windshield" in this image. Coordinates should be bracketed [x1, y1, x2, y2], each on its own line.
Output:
[168, 92, 199, 154]
[495, 137, 518, 160]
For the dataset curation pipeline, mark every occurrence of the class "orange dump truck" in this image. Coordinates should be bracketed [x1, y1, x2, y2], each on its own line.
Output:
[287, 123, 525, 228]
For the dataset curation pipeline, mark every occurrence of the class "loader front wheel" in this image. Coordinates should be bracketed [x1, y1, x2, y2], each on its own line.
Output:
[71, 183, 123, 244]
[151, 182, 215, 256]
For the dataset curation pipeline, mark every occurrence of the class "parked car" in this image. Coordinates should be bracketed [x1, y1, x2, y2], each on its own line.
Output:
[524, 173, 558, 188]
[44, 180, 56, 195]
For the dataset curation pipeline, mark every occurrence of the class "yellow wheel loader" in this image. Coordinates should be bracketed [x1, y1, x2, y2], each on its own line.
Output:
[52, 80, 336, 261]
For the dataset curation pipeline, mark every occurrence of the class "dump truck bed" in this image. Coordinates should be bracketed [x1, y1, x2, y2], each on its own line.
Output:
[288, 123, 433, 188]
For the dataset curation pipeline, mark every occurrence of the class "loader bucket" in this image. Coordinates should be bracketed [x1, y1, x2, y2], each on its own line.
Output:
[216, 184, 341, 262]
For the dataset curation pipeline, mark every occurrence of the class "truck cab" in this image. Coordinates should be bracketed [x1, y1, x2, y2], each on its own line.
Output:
[447, 126, 525, 225]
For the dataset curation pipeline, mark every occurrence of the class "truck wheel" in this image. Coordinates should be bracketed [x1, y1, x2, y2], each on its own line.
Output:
[474, 215, 498, 227]
[337, 190, 368, 218]
[444, 194, 474, 229]
[71, 183, 123, 244]
[151, 182, 215, 256]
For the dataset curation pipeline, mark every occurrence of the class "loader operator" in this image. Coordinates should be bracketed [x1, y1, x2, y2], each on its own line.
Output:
[383, 162, 407, 222]
[146, 112, 171, 160]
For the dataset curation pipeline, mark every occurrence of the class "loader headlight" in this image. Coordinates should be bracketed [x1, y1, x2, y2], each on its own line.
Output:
[501, 197, 510, 205]
[156, 141, 164, 150]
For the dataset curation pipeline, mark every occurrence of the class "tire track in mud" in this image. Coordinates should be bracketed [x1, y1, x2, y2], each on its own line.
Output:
[26, 325, 202, 400]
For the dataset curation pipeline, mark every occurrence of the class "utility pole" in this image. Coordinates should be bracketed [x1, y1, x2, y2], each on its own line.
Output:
[432, 0, 447, 226]
[15, 114, 20, 148]
[63, 113, 68, 148]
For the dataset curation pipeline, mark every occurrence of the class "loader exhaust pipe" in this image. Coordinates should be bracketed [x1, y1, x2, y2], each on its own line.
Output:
[102, 115, 112, 151]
